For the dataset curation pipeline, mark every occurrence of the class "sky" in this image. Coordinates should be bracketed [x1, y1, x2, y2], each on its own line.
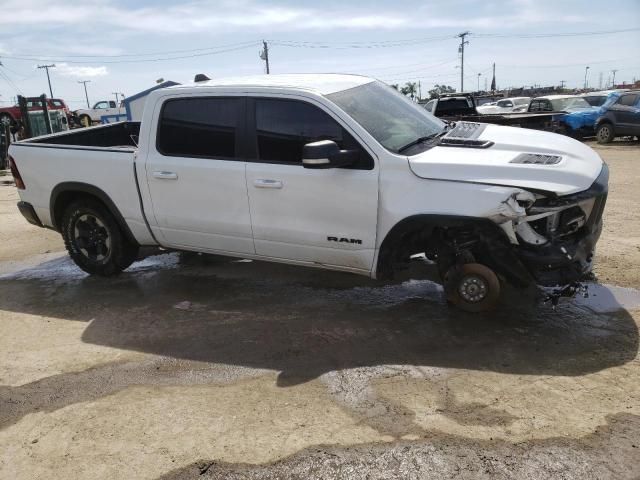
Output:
[0, 0, 639, 108]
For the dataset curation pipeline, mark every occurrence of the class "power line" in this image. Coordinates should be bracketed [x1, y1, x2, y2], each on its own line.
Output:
[2, 43, 260, 64]
[6, 40, 261, 59]
[473, 27, 640, 38]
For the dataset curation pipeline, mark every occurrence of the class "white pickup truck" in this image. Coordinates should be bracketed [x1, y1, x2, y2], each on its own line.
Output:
[74, 100, 126, 126]
[8, 74, 608, 312]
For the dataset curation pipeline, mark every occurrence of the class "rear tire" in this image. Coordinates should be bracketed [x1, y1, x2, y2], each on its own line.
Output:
[61, 199, 138, 276]
[79, 114, 93, 127]
[444, 263, 501, 313]
[596, 123, 614, 144]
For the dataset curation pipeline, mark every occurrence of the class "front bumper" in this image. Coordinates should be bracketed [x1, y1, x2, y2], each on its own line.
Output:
[514, 164, 608, 286]
[17, 201, 43, 227]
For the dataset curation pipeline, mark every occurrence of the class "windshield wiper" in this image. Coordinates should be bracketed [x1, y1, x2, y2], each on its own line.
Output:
[397, 125, 450, 153]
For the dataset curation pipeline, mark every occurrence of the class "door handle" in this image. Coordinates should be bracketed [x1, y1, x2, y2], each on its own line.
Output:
[152, 171, 178, 180]
[253, 179, 283, 189]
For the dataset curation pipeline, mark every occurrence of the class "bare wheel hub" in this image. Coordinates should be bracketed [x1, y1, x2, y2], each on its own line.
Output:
[458, 274, 488, 303]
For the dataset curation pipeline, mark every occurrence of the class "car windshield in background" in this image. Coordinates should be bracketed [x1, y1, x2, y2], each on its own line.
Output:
[550, 97, 591, 111]
[327, 81, 445, 154]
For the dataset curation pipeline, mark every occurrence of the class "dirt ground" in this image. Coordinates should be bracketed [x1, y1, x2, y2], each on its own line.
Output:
[0, 142, 639, 479]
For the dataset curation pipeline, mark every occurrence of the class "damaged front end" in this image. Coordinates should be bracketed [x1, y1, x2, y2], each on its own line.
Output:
[498, 164, 609, 286]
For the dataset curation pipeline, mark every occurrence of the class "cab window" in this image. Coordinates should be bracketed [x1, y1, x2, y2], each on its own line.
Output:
[254, 98, 373, 169]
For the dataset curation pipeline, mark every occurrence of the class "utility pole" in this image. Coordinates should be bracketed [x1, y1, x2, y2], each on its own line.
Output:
[260, 40, 270, 74]
[583, 66, 590, 89]
[112, 92, 120, 104]
[78, 80, 91, 108]
[560, 80, 566, 89]
[37, 64, 56, 98]
[457, 32, 470, 92]
[477, 73, 481, 92]
[598, 71, 603, 90]
[611, 69, 618, 88]
[418, 80, 421, 100]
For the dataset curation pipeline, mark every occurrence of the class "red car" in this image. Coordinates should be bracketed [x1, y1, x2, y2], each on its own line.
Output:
[0, 97, 71, 128]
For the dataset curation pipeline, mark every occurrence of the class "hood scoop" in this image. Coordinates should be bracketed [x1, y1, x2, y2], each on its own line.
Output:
[440, 122, 493, 149]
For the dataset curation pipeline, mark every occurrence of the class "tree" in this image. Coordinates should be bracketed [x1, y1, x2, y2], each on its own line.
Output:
[400, 82, 418, 100]
[389, 84, 399, 91]
[428, 84, 456, 99]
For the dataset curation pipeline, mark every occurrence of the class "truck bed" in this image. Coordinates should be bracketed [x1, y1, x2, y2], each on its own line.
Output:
[27, 122, 141, 149]
[9, 121, 155, 246]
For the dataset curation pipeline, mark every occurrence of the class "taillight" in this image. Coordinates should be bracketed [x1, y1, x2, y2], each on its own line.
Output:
[8, 155, 25, 190]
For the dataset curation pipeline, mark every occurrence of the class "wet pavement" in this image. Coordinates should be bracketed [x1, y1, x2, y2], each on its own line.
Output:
[1, 252, 639, 479]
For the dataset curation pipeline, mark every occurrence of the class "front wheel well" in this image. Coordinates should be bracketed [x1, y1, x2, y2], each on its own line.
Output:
[375, 215, 533, 287]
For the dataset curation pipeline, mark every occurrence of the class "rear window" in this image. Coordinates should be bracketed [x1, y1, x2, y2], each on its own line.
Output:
[157, 97, 239, 159]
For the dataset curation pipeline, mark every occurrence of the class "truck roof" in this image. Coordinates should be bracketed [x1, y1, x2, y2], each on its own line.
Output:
[166, 73, 375, 95]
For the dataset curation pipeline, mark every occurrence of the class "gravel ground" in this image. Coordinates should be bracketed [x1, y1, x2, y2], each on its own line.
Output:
[0, 141, 639, 479]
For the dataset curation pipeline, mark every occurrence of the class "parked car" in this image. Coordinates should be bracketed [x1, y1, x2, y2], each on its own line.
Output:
[0, 97, 70, 128]
[423, 93, 563, 132]
[477, 97, 531, 114]
[8, 74, 608, 312]
[594, 90, 640, 143]
[74, 100, 126, 127]
[528, 95, 599, 138]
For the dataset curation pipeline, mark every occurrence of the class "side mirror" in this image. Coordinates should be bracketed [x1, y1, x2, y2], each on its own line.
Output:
[302, 140, 358, 169]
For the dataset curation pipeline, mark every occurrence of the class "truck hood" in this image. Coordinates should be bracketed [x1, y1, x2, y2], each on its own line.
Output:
[408, 123, 604, 196]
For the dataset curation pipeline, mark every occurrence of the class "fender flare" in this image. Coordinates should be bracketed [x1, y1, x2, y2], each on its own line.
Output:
[50, 182, 139, 246]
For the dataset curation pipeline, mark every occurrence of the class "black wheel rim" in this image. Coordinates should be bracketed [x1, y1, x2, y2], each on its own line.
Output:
[73, 214, 111, 261]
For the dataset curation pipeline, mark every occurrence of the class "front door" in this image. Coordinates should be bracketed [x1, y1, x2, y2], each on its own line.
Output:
[144, 96, 255, 255]
[245, 97, 379, 272]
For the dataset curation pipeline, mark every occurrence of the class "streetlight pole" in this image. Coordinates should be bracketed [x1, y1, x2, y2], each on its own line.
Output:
[37, 64, 56, 98]
[584, 66, 590, 89]
[78, 80, 91, 108]
[477, 73, 481, 91]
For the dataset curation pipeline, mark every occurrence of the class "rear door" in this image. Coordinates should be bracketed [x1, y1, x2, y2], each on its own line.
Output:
[144, 96, 255, 255]
[612, 94, 640, 134]
[244, 96, 379, 272]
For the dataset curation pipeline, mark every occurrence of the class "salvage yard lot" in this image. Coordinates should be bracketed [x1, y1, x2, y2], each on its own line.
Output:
[0, 141, 639, 479]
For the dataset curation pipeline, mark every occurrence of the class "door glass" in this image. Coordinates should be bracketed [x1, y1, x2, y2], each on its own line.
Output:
[255, 98, 372, 169]
[616, 95, 639, 107]
[94, 102, 109, 109]
[158, 97, 239, 159]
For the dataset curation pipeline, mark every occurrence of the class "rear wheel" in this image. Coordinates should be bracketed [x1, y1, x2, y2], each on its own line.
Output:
[0, 113, 14, 128]
[596, 123, 614, 144]
[61, 199, 138, 276]
[444, 263, 501, 313]
[79, 114, 93, 127]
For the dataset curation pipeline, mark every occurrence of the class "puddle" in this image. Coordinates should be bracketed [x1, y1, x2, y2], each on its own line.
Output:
[572, 283, 640, 313]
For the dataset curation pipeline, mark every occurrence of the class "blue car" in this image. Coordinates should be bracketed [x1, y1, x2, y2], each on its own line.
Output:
[528, 95, 604, 138]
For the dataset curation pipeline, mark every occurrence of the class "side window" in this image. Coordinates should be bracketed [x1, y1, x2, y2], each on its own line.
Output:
[424, 100, 435, 113]
[158, 97, 239, 159]
[94, 101, 109, 109]
[529, 100, 540, 112]
[616, 94, 639, 107]
[255, 98, 372, 169]
[109, 101, 117, 108]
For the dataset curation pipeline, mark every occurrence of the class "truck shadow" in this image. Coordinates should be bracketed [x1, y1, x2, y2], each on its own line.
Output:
[0, 252, 637, 387]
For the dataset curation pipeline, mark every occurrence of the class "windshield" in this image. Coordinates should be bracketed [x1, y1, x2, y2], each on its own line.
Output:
[326, 81, 445, 153]
[549, 97, 591, 111]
